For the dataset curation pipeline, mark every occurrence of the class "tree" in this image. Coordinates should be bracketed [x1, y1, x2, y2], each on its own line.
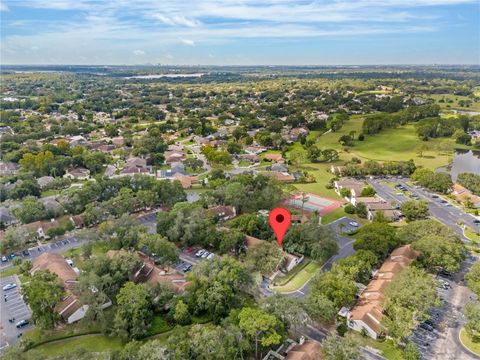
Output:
[245, 241, 285, 275]
[412, 235, 464, 273]
[22, 271, 64, 329]
[173, 299, 191, 325]
[187, 256, 252, 322]
[305, 293, 337, 324]
[403, 342, 421, 360]
[383, 267, 439, 342]
[309, 270, 358, 308]
[353, 222, 400, 260]
[322, 334, 361, 360]
[139, 234, 178, 267]
[339, 188, 351, 198]
[262, 295, 307, 337]
[400, 200, 429, 221]
[360, 186, 376, 197]
[238, 307, 282, 359]
[466, 262, 480, 296]
[355, 202, 368, 218]
[12, 196, 46, 224]
[465, 301, 480, 339]
[114, 282, 152, 339]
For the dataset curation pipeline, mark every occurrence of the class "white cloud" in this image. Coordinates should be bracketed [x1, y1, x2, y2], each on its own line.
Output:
[179, 38, 195, 46]
[152, 13, 199, 27]
[0, 2, 9, 11]
[133, 49, 145, 55]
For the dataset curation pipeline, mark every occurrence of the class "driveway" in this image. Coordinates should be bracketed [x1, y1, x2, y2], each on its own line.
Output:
[0, 276, 33, 351]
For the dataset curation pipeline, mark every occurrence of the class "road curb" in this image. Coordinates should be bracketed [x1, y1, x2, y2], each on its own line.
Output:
[459, 328, 480, 359]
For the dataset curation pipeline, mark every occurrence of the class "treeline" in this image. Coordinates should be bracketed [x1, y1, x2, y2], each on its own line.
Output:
[362, 104, 440, 135]
[338, 159, 417, 177]
[411, 168, 453, 194]
[458, 172, 480, 196]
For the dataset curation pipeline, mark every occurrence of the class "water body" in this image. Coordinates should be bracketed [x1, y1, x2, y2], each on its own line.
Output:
[437, 150, 480, 181]
[125, 73, 204, 79]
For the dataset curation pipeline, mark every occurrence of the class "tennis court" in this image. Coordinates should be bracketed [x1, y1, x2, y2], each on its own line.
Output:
[288, 193, 343, 215]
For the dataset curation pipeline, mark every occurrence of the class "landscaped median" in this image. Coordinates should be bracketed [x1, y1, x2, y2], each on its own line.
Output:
[459, 328, 480, 357]
[270, 260, 320, 293]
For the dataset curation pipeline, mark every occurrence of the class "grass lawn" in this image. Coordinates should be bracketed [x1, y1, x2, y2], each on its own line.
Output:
[0, 265, 20, 279]
[321, 207, 346, 225]
[271, 261, 320, 293]
[41, 189, 61, 197]
[465, 228, 480, 242]
[428, 94, 480, 112]
[26, 334, 123, 358]
[146, 316, 173, 336]
[349, 332, 403, 360]
[460, 328, 480, 356]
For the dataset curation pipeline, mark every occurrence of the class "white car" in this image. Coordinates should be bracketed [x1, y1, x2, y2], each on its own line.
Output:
[201, 251, 210, 259]
[207, 253, 214, 260]
[195, 249, 206, 257]
[2, 283, 17, 291]
[349, 221, 359, 227]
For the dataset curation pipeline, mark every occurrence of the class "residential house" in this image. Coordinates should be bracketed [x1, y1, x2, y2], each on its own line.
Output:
[270, 163, 289, 173]
[452, 183, 480, 208]
[67, 135, 88, 148]
[30, 253, 111, 324]
[104, 164, 117, 178]
[69, 215, 84, 229]
[245, 145, 267, 155]
[334, 179, 365, 200]
[0, 161, 19, 176]
[37, 176, 55, 188]
[164, 150, 186, 164]
[366, 202, 402, 222]
[0, 126, 14, 138]
[107, 250, 189, 294]
[245, 235, 303, 273]
[264, 154, 285, 163]
[351, 196, 384, 207]
[263, 337, 323, 360]
[347, 245, 418, 339]
[237, 153, 260, 163]
[0, 207, 16, 227]
[261, 171, 295, 183]
[25, 219, 60, 239]
[208, 205, 237, 221]
[64, 167, 90, 180]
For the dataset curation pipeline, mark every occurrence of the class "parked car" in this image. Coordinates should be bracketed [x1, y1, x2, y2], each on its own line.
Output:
[195, 249, 206, 257]
[1, 256, 7, 262]
[431, 195, 439, 198]
[349, 221, 359, 227]
[15, 319, 29, 328]
[2, 283, 17, 291]
[186, 247, 194, 253]
[22, 250, 30, 257]
[201, 251, 210, 259]
[182, 264, 192, 272]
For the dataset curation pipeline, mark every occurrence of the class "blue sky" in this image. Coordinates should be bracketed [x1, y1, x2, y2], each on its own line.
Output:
[1, 0, 479, 65]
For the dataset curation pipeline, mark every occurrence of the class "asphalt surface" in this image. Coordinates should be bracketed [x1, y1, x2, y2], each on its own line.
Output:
[0, 235, 85, 272]
[0, 276, 32, 350]
[367, 177, 480, 240]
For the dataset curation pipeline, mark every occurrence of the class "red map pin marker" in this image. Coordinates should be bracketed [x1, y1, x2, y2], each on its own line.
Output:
[268, 207, 292, 247]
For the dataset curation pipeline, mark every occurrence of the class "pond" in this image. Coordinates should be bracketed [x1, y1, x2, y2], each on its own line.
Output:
[437, 150, 480, 181]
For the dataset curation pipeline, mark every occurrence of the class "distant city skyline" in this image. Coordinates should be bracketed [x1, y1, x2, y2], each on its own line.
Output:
[1, 0, 479, 65]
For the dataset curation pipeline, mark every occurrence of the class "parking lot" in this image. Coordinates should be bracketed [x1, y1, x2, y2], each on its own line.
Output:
[0, 276, 32, 351]
[1, 235, 83, 272]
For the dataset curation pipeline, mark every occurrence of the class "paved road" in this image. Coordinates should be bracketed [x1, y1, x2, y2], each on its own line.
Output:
[367, 178, 479, 240]
[0, 276, 32, 350]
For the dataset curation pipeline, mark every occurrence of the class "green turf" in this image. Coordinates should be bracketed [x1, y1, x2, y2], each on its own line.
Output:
[0, 266, 20, 279]
[320, 207, 346, 225]
[271, 261, 320, 293]
[465, 228, 480, 242]
[460, 328, 480, 356]
[26, 334, 123, 358]
[349, 332, 403, 360]
[429, 94, 480, 112]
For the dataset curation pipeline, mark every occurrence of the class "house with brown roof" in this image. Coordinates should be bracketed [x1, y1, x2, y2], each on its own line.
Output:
[264, 153, 285, 163]
[261, 171, 295, 183]
[452, 183, 480, 208]
[263, 337, 323, 360]
[208, 205, 237, 221]
[30, 253, 112, 324]
[366, 202, 402, 222]
[347, 245, 418, 339]
[63, 167, 90, 180]
[334, 179, 365, 200]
